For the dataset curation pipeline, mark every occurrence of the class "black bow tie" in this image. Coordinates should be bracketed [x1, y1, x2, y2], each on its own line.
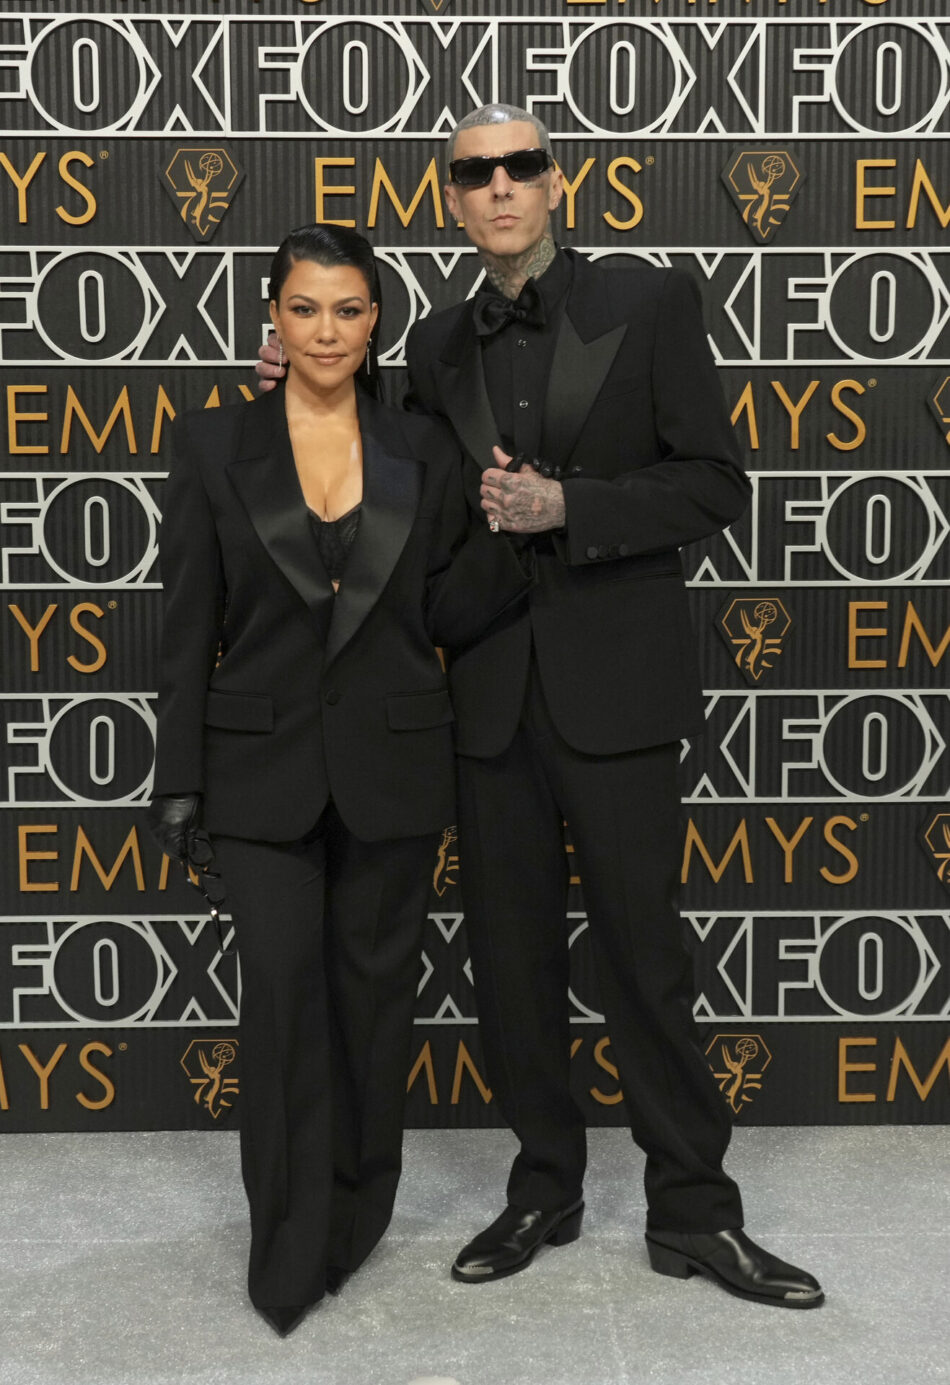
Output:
[472, 280, 546, 338]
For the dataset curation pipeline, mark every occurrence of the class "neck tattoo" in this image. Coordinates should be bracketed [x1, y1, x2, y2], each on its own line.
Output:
[482, 233, 556, 300]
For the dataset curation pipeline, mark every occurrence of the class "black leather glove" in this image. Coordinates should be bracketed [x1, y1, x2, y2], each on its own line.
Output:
[146, 793, 213, 867]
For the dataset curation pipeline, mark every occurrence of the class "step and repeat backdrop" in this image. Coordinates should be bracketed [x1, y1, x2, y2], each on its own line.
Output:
[1, 0, 949, 1132]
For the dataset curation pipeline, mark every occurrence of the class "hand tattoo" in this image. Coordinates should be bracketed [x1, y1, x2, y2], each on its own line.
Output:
[480, 467, 566, 534]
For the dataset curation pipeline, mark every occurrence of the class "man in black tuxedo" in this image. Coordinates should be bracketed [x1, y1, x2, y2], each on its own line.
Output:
[404, 104, 822, 1309]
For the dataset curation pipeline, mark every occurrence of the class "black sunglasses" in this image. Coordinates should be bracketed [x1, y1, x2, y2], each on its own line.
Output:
[449, 148, 553, 188]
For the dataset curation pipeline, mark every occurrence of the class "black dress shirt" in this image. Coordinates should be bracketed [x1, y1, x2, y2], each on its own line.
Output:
[478, 249, 573, 460]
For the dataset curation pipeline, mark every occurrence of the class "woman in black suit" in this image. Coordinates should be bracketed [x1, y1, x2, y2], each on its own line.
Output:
[148, 225, 526, 1336]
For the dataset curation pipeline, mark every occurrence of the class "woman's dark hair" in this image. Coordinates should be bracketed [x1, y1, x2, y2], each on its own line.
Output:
[268, 224, 382, 397]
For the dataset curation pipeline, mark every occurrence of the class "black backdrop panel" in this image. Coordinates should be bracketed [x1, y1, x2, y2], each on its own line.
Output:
[1, 3, 948, 1131]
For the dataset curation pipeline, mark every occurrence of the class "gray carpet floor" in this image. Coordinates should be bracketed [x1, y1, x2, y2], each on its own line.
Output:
[1, 1126, 947, 1385]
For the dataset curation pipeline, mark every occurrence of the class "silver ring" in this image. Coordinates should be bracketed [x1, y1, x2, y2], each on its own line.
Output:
[489, 517, 500, 533]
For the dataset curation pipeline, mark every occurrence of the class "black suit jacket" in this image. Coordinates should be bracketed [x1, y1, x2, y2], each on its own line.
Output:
[406, 252, 751, 758]
[153, 387, 527, 841]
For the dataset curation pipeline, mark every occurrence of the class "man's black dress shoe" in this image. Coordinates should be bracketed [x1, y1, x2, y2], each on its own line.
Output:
[646, 1228, 824, 1309]
[451, 1199, 584, 1282]
[325, 1266, 348, 1296]
[258, 1304, 311, 1337]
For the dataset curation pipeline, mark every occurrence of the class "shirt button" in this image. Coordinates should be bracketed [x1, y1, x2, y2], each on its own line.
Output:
[517, 338, 527, 348]
[597, 545, 609, 558]
[586, 546, 599, 560]
[325, 690, 340, 705]
[618, 544, 630, 557]
[518, 399, 529, 409]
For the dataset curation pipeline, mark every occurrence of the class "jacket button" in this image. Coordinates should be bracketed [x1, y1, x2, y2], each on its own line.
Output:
[618, 544, 630, 557]
[325, 690, 340, 705]
[597, 545, 609, 558]
[586, 546, 599, 560]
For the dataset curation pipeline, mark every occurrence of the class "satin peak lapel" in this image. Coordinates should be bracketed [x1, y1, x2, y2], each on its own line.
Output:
[226, 401, 334, 638]
[324, 428, 422, 668]
[436, 306, 499, 472]
[543, 311, 627, 472]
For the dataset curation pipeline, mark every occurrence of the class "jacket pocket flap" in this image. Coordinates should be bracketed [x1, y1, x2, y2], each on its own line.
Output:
[386, 688, 454, 731]
[205, 690, 274, 733]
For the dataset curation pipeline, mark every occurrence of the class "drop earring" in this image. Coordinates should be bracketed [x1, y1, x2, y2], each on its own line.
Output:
[365, 336, 373, 375]
[277, 337, 284, 370]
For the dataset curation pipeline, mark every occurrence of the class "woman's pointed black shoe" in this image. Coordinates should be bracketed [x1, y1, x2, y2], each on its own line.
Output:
[258, 1304, 311, 1337]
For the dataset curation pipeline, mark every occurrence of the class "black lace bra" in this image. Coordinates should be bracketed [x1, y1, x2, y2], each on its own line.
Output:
[308, 503, 361, 584]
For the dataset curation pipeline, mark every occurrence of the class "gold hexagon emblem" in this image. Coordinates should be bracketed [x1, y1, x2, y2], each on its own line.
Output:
[920, 812, 950, 884]
[161, 146, 244, 241]
[706, 1033, 772, 1115]
[929, 377, 950, 445]
[722, 150, 804, 243]
[717, 595, 792, 684]
[180, 1038, 239, 1118]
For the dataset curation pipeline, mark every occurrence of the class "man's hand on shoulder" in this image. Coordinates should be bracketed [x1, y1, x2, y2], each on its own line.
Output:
[481, 445, 566, 534]
[255, 331, 285, 392]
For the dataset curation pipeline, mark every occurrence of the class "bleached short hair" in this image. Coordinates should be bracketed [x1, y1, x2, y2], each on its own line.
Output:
[446, 104, 553, 168]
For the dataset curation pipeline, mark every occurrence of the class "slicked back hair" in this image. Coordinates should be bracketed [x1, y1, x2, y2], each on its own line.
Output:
[268, 223, 382, 398]
[446, 104, 554, 168]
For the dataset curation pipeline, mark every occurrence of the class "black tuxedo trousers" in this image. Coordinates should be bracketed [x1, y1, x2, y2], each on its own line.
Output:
[457, 660, 742, 1230]
[213, 812, 436, 1310]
